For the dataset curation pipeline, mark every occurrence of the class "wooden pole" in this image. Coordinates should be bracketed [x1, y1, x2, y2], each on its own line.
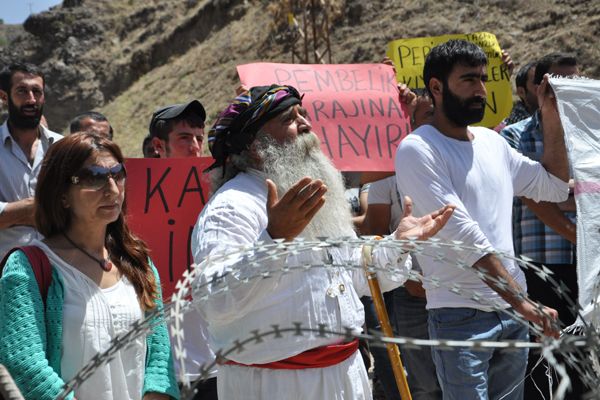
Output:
[362, 242, 412, 400]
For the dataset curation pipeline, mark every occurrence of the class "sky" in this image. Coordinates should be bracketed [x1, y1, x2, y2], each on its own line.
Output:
[1, 0, 63, 24]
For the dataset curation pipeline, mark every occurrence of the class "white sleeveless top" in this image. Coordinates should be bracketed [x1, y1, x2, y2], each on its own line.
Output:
[34, 240, 146, 400]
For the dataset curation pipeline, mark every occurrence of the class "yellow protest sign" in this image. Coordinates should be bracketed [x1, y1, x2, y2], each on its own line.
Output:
[386, 32, 512, 128]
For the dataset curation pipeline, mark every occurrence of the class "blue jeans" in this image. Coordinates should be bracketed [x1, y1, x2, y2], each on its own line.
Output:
[392, 287, 442, 400]
[428, 308, 529, 400]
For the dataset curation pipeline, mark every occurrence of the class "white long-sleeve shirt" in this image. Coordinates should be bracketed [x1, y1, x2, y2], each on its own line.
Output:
[191, 169, 409, 364]
[395, 125, 569, 311]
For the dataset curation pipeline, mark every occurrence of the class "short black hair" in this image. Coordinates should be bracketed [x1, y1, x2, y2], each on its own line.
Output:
[0, 62, 45, 93]
[152, 108, 204, 142]
[69, 111, 114, 139]
[534, 53, 578, 85]
[69, 111, 110, 131]
[515, 62, 535, 90]
[142, 134, 159, 158]
[423, 39, 487, 102]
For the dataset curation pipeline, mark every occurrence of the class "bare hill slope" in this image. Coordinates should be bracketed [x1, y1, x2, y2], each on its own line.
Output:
[1, 0, 598, 156]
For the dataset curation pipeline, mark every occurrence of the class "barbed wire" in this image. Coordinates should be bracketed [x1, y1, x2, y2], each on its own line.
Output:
[56, 237, 600, 399]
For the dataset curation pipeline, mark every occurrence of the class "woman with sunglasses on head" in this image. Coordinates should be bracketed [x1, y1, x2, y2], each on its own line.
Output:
[0, 133, 179, 400]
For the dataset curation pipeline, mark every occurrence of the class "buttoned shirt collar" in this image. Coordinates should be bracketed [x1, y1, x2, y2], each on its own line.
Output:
[1, 120, 57, 145]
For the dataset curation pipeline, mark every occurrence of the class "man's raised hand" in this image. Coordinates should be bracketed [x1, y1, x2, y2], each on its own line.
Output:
[394, 196, 455, 241]
[266, 177, 327, 241]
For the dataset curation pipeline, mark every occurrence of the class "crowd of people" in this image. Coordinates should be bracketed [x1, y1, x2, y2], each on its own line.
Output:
[0, 38, 587, 400]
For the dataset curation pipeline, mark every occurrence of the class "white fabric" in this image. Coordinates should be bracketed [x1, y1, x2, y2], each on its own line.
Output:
[548, 76, 600, 325]
[175, 309, 217, 381]
[191, 168, 410, 399]
[366, 176, 424, 273]
[34, 240, 146, 400]
[0, 123, 62, 259]
[218, 350, 370, 400]
[367, 176, 403, 233]
[395, 125, 569, 310]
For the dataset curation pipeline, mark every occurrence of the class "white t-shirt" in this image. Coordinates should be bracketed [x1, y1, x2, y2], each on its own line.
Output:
[34, 240, 146, 400]
[395, 125, 569, 310]
[367, 176, 403, 233]
[367, 176, 424, 273]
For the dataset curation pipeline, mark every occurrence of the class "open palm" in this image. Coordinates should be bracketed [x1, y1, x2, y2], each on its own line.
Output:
[394, 196, 455, 241]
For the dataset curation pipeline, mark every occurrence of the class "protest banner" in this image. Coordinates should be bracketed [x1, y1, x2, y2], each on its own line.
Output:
[386, 32, 512, 128]
[125, 157, 213, 298]
[237, 63, 411, 172]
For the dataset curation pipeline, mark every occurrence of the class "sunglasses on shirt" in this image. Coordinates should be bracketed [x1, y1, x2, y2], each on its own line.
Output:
[70, 163, 127, 190]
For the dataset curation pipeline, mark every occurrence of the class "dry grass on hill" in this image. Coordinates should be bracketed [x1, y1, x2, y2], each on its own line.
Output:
[2, 0, 599, 156]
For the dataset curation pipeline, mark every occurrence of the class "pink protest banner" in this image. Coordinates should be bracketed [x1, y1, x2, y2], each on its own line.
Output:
[125, 157, 213, 299]
[237, 63, 411, 172]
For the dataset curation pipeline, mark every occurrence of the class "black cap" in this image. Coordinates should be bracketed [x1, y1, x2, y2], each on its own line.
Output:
[149, 100, 206, 137]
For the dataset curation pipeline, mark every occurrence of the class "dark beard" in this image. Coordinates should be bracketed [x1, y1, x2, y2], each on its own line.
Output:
[7, 95, 43, 130]
[441, 85, 486, 127]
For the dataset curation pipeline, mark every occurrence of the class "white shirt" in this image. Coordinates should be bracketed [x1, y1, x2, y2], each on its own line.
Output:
[173, 309, 217, 382]
[367, 176, 403, 233]
[190, 169, 409, 398]
[34, 241, 146, 400]
[395, 125, 569, 310]
[367, 176, 424, 273]
[0, 122, 62, 259]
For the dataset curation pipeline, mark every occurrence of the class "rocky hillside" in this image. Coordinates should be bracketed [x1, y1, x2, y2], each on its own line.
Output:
[1, 0, 598, 156]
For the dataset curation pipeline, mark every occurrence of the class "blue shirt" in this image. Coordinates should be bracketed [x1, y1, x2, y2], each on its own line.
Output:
[500, 112, 576, 264]
[0, 121, 62, 259]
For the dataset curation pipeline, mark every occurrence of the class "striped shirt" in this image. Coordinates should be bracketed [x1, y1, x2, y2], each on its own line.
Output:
[500, 112, 576, 264]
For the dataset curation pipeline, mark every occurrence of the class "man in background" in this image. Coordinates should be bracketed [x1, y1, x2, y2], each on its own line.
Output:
[0, 63, 62, 259]
[148, 99, 216, 399]
[149, 100, 206, 158]
[497, 61, 537, 130]
[501, 52, 583, 399]
[69, 110, 114, 139]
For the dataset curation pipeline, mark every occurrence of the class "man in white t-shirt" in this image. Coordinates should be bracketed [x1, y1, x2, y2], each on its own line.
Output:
[395, 40, 570, 400]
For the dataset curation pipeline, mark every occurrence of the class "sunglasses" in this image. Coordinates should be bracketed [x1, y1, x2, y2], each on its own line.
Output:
[70, 163, 127, 190]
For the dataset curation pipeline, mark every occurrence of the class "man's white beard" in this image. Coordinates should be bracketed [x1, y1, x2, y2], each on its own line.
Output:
[255, 132, 356, 240]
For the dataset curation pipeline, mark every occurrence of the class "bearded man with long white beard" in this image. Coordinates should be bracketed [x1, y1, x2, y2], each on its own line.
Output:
[191, 85, 454, 400]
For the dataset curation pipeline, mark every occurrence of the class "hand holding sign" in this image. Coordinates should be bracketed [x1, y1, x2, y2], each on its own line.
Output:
[397, 83, 418, 117]
[501, 50, 515, 76]
[537, 74, 558, 114]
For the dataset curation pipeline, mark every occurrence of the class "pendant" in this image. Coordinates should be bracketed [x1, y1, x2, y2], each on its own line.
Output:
[101, 259, 112, 272]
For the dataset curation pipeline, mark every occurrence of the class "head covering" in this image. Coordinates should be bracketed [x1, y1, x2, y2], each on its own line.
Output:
[207, 84, 302, 170]
[149, 100, 206, 137]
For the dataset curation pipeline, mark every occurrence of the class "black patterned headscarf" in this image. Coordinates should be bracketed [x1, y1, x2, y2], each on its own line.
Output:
[207, 84, 302, 170]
